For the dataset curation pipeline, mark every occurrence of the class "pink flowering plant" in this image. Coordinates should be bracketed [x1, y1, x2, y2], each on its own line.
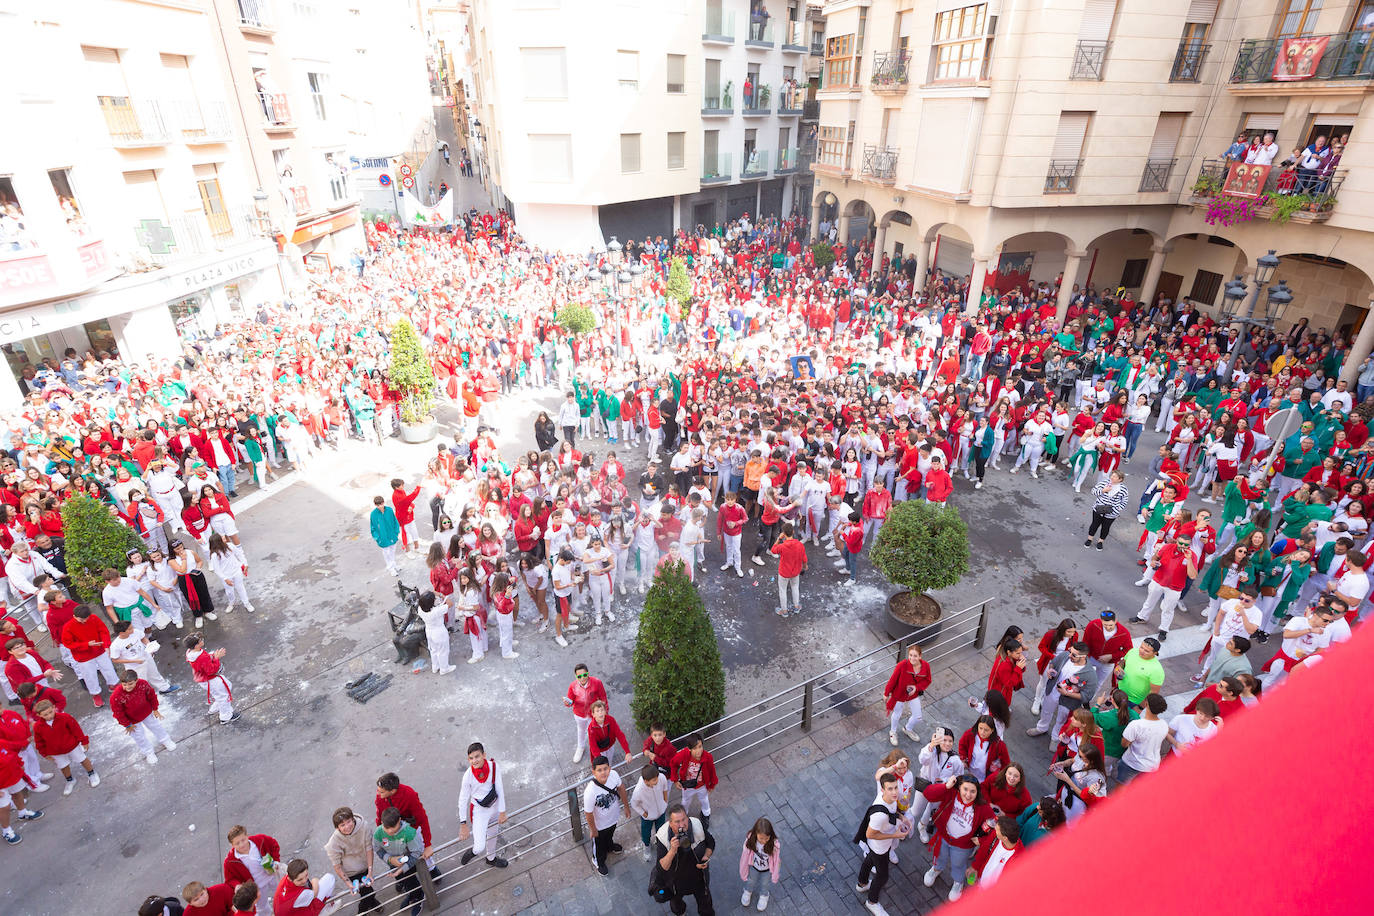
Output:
[1205, 193, 1269, 228]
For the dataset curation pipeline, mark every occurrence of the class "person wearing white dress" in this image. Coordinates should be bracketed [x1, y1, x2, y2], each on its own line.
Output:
[416, 591, 455, 674]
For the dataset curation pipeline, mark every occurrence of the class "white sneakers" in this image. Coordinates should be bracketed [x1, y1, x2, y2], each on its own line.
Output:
[245, 604, 256, 613]
[555, 635, 569, 647]
[502, 652, 519, 660]
[756, 895, 769, 911]
[923, 866, 939, 887]
[62, 780, 75, 796]
[223, 603, 236, 614]
[864, 902, 890, 916]
[572, 747, 584, 764]
[901, 727, 920, 742]
[145, 752, 159, 764]
[163, 739, 177, 751]
[949, 882, 964, 902]
[88, 772, 101, 788]
[606, 611, 615, 622]
[888, 731, 897, 746]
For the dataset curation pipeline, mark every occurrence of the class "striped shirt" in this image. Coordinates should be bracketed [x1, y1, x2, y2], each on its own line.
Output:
[1091, 482, 1130, 519]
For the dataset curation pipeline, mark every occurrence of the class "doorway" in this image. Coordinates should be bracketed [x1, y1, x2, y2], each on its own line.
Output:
[1156, 271, 1184, 307]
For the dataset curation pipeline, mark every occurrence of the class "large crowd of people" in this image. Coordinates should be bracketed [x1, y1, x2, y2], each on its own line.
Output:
[1, 198, 1369, 914]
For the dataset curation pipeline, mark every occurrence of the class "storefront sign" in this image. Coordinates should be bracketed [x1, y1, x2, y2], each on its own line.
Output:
[79, 240, 111, 279]
[289, 208, 360, 245]
[0, 254, 59, 302]
[181, 252, 271, 291]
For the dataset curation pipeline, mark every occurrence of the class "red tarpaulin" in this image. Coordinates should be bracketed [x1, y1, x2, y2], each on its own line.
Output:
[949, 624, 1371, 915]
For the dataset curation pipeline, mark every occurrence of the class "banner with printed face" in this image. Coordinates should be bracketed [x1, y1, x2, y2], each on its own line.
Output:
[1272, 35, 1330, 81]
[1223, 162, 1270, 199]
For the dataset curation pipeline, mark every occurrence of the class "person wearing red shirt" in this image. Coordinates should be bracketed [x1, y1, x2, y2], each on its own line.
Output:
[958, 716, 1010, 781]
[968, 816, 1023, 890]
[270, 859, 337, 916]
[181, 881, 235, 916]
[769, 522, 808, 617]
[924, 455, 953, 504]
[883, 644, 932, 745]
[920, 774, 996, 903]
[223, 825, 282, 907]
[5, 637, 60, 699]
[861, 480, 892, 545]
[60, 605, 118, 707]
[1082, 611, 1133, 704]
[643, 724, 676, 774]
[586, 700, 631, 765]
[16, 681, 65, 721]
[374, 772, 436, 861]
[31, 698, 98, 794]
[110, 670, 176, 762]
[1183, 676, 1246, 720]
[564, 663, 609, 764]
[981, 763, 1032, 817]
[390, 478, 422, 552]
[670, 733, 718, 826]
[1133, 533, 1198, 641]
[834, 511, 865, 584]
[715, 490, 748, 577]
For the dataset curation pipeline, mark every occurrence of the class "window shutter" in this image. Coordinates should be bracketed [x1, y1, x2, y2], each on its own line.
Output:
[1077, 0, 1117, 42]
[83, 46, 126, 95]
[1147, 112, 1186, 160]
[1184, 0, 1219, 23]
[1051, 111, 1091, 159]
[123, 170, 165, 223]
[1244, 113, 1282, 132]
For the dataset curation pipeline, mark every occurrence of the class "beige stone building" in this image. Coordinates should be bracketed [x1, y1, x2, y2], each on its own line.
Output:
[810, 0, 1374, 376]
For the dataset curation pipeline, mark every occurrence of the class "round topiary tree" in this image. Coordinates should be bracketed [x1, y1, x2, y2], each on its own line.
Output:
[631, 560, 726, 739]
[387, 317, 436, 425]
[665, 257, 692, 319]
[811, 242, 836, 268]
[870, 500, 970, 628]
[554, 303, 596, 337]
[60, 495, 148, 602]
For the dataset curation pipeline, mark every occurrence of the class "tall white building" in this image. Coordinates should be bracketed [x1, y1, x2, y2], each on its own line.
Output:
[464, 0, 815, 250]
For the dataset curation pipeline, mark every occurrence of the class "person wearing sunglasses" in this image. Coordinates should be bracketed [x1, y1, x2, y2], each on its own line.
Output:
[564, 663, 608, 765]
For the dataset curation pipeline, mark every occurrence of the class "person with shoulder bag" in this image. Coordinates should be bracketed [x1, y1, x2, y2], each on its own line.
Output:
[649, 803, 716, 914]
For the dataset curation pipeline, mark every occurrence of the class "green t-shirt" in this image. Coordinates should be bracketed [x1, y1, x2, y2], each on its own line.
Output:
[1117, 648, 1165, 704]
[1093, 706, 1140, 758]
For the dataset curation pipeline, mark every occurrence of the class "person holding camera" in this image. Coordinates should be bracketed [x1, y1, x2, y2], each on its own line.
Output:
[583, 755, 629, 876]
[651, 803, 716, 915]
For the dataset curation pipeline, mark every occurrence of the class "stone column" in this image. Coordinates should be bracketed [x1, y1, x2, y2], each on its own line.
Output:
[1138, 243, 1172, 307]
[837, 213, 851, 243]
[913, 237, 930, 292]
[1341, 300, 1374, 386]
[1056, 250, 1087, 324]
[965, 255, 989, 314]
[810, 197, 822, 241]
[873, 222, 887, 263]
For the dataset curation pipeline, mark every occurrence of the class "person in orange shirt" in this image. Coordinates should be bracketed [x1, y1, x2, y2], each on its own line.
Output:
[741, 450, 767, 519]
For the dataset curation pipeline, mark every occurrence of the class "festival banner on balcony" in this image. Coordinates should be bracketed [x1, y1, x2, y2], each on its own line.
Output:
[989, 251, 1035, 295]
[1223, 162, 1270, 199]
[398, 186, 453, 229]
[1272, 35, 1330, 81]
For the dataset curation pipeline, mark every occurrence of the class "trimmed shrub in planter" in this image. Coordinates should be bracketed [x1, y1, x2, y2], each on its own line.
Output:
[61, 495, 148, 602]
[631, 560, 726, 739]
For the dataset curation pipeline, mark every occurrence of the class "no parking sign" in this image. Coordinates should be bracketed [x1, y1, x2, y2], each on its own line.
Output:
[379, 173, 392, 186]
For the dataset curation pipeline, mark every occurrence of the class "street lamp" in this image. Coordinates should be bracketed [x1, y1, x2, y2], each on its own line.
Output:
[607, 236, 623, 268]
[584, 266, 599, 287]
[1254, 249, 1280, 286]
[1218, 276, 1249, 324]
[629, 261, 646, 292]
[1217, 250, 1292, 385]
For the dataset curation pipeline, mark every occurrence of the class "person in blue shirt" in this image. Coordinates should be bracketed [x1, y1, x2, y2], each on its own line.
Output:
[369, 495, 401, 577]
[1222, 132, 1249, 162]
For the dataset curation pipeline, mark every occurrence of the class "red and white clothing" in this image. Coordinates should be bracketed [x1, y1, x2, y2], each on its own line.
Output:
[566, 674, 608, 761]
[271, 873, 337, 916]
[110, 677, 174, 757]
[883, 657, 931, 736]
[458, 757, 507, 861]
[187, 647, 234, 723]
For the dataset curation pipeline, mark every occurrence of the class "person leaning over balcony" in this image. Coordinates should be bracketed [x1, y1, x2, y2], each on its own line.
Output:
[1222, 133, 1249, 162]
[1245, 131, 1279, 166]
[1315, 139, 1344, 194]
[1297, 135, 1332, 194]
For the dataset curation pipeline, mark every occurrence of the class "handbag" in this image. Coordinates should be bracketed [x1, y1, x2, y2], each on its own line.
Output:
[1216, 585, 1241, 600]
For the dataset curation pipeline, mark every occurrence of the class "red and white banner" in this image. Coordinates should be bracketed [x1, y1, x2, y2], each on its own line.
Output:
[1272, 35, 1330, 81]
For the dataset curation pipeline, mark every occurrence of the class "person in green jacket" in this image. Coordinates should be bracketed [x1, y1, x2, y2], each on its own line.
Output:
[1198, 543, 1263, 619]
[369, 496, 401, 577]
[1015, 797, 1065, 849]
[1275, 432, 1321, 501]
[1092, 690, 1139, 777]
[572, 378, 595, 439]
[1137, 483, 1181, 560]
[1193, 378, 1224, 415]
[597, 389, 620, 442]
[1218, 476, 1265, 551]
[1262, 548, 1312, 623]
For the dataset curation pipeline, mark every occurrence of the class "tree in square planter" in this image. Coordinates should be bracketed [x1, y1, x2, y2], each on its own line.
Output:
[665, 257, 692, 320]
[869, 500, 970, 644]
[388, 317, 438, 442]
[61, 495, 149, 602]
[630, 560, 726, 740]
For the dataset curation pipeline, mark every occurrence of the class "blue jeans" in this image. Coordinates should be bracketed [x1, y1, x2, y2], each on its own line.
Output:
[841, 546, 858, 579]
[935, 841, 972, 879]
[1123, 421, 1144, 459]
[744, 868, 772, 896]
[1359, 383, 1374, 404]
[216, 463, 237, 495]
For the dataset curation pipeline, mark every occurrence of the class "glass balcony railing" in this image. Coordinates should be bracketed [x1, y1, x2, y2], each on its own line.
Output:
[703, 10, 735, 43]
[777, 82, 804, 113]
[742, 83, 771, 114]
[741, 149, 770, 177]
[702, 152, 731, 184]
[776, 147, 801, 173]
[783, 21, 808, 51]
[745, 19, 775, 47]
[702, 89, 733, 114]
[1230, 31, 1374, 84]
[166, 100, 233, 142]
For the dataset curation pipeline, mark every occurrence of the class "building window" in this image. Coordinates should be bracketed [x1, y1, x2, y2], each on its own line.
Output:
[825, 34, 855, 87]
[1120, 258, 1148, 289]
[666, 54, 685, 93]
[620, 133, 641, 173]
[48, 168, 90, 238]
[1189, 269, 1223, 304]
[196, 172, 233, 239]
[528, 133, 572, 181]
[818, 124, 846, 167]
[617, 50, 638, 90]
[307, 72, 328, 120]
[1275, 0, 1323, 38]
[932, 4, 988, 81]
[520, 47, 568, 100]
[326, 153, 349, 202]
[667, 131, 685, 169]
[0, 177, 37, 250]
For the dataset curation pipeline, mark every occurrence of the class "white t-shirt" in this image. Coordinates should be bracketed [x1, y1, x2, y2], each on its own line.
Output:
[1120, 717, 1169, 772]
[1281, 615, 1331, 657]
[1332, 569, 1370, 606]
[1215, 599, 1261, 641]
[583, 770, 623, 831]
[865, 795, 900, 853]
[1168, 713, 1220, 755]
[944, 799, 975, 841]
[978, 841, 1017, 887]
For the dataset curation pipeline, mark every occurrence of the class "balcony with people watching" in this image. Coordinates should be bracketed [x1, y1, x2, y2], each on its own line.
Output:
[1189, 128, 1350, 224]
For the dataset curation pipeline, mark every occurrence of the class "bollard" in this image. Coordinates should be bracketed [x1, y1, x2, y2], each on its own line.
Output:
[568, 788, 584, 842]
[801, 680, 814, 731]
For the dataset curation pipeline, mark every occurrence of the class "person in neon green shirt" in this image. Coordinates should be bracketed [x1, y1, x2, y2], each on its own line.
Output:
[1115, 639, 1165, 705]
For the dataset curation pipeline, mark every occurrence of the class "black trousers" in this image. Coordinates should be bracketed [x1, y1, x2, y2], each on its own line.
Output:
[592, 823, 618, 867]
[344, 869, 381, 914]
[562, 425, 576, 447]
[391, 865, 422, 908]
[668, 881, 715, 916]
[752, 520, 779, 557]
[974, 453, 988, 481]
[1088, 509, 1116, 539]
[858, 850, 890, 904]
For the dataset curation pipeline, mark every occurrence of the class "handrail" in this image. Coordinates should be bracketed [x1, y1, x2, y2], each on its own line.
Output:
[368, 597, 991, 911]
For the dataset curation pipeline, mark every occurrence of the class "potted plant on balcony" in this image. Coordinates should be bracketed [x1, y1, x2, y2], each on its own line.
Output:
[388, 317, 438, 443]
[870, 500, 970, 643]
[1190, 173, 1223, 199]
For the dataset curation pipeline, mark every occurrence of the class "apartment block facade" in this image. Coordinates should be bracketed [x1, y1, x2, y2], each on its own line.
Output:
[811, 0, 1374, 376]
[463, 0, 817, 250]
[0, 0, 432, 409]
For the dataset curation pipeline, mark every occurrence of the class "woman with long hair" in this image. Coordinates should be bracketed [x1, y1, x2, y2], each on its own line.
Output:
[206, 532, 252, 614]
[981, 762, 1032, 818]
[198, 484, 240, 547]
[919, 773, 996, 903]
[1030, 618, 1079, 717]
[739, 816, 782, 911]
[1014, 795, 1065, 848]
[913, 727, 964, 843]
[958, 715, 1010, 782]
[1052, 741, 1107, 824]
[455, 568, 487, 663]
[517, 553, 551, 632]
[169, 538, 215, 627]
[1093, 689, 1138, 780]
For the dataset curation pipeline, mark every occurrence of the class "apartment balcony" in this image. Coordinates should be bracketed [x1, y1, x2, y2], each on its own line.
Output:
[97, 97, 168, 147]
[870, 50, 912, 92]
[742, 84, 771, 116]
[810, 37, 824, 56]
[801, 99, 819, 121]
[782, 21, 809, 53]
[1170, 41, 1211, 82]
[702, 10, 735, 44]
[1138, 158, 1177, 193]
[702, 153, 731, 185]
[741, 149, 770, 179]
[775, 147, 802, 174]
[131, 207, 260, 268]
[860, 144, 898, 183]
[1044, 159, 1084, 194]
[1069, 40, 1110, 80]
[238, 0, 274, 35]
[166, 100, 233, 143]
[777, 87, 804, 115]
[701, 90, 733, 116]
[745, 19, 775, 49]
[1187, 158, 1347, 224]
[1229, 31, 1374, 95]
[258, 91, 294, 131]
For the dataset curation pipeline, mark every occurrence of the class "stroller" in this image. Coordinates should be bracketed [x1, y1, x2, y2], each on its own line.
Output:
[387, 581, 431, 665]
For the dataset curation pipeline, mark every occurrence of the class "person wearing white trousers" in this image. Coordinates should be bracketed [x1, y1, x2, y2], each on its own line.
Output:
[109, 621, 177, 693]
[458, 743, 509, 867]
[582, 540, 616, 625]
[911, 730, 965, 840]
[416, 592, 455, 674]
[1010, 417, 1052, 478]
[71, 647, 120, 700]
[207, 538, 254, 613]
[1133, 541, 1196, 638]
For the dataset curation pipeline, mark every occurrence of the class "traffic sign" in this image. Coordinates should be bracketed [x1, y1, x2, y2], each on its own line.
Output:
[378, 173, 392, 186]
[399, 163, 413, 178]
[402, 175, 415, 189]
